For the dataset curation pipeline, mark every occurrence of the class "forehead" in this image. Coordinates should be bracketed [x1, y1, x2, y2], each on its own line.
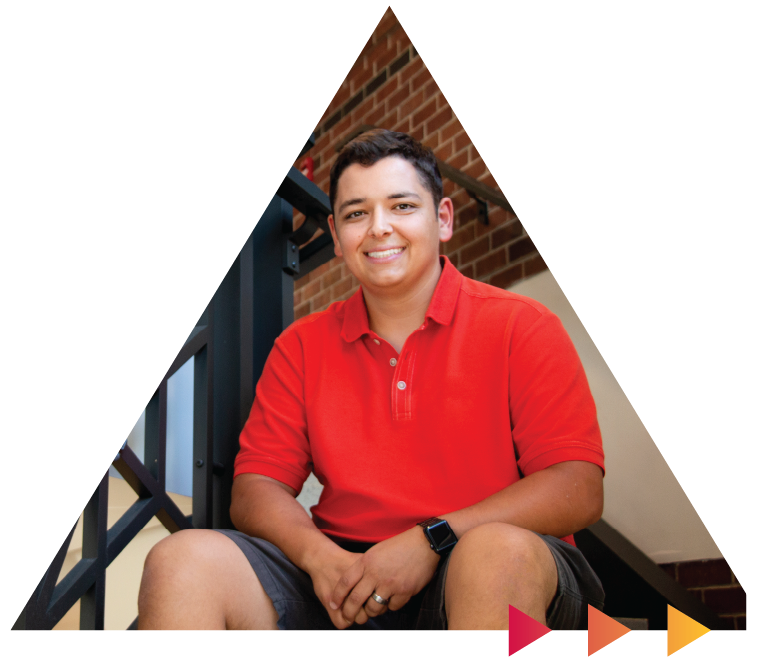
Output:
[336, 156, 429, 203]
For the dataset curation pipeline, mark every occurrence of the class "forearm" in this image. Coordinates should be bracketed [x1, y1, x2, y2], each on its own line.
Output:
[230, 473, 343, 574]
[443, 461, 604, 540]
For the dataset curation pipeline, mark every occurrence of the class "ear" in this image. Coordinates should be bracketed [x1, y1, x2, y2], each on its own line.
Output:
[437, 198, 454, 243]
[327, 214, 343, 257]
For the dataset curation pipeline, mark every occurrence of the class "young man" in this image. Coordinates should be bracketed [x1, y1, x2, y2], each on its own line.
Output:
[137, 129, 605, 630]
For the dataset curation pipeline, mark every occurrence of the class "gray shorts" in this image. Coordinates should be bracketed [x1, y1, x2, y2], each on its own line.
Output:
[216, 529, 604, 630]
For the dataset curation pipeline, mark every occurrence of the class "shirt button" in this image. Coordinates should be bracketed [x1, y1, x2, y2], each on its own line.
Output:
[373, 338, 380, 345]
[389, 358, 397, 367]
[397, 381, 406, 390]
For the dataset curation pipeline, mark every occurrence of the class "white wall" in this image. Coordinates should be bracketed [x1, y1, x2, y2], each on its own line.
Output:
[510, 269, 777, 563]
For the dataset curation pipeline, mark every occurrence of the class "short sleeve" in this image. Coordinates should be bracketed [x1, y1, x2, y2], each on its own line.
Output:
[233, 331, 312, 494]
[508, 309, 605, 477]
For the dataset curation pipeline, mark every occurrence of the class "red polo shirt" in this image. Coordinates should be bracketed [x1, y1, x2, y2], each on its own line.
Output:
[235, 257, 604, 545]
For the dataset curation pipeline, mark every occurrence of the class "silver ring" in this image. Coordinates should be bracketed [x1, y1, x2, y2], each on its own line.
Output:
[370, 592, 389, 605]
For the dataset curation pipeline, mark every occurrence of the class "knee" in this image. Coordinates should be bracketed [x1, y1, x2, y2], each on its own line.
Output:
[454, 523, 547, 568]
[449, 523, 556, 591]
[140, 529, 220, 596]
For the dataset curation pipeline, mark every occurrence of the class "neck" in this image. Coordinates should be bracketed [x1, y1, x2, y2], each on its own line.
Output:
[362, 259, 442, 332]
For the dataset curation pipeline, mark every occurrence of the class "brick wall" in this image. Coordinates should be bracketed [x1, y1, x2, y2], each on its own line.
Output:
[659, 558, 746, 630]
[292, 8, 546, 321]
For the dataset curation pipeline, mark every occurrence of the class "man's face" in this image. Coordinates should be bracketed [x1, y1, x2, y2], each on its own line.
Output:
[327, 156, 453, 296]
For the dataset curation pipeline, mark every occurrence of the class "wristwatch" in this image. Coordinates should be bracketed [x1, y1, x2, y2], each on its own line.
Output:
[417, 517, 458, 556]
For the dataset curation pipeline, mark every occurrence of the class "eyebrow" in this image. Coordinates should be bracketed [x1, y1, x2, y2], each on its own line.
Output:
[337, 192, 422, 215]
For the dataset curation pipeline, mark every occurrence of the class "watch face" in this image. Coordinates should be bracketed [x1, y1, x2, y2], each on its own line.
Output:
[427, 521, 457, 549]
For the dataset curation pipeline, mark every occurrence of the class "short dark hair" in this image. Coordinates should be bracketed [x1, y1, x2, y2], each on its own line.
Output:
[329, 128, 443, 216]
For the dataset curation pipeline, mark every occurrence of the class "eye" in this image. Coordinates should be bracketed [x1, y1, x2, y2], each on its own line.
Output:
[395, 203, 415, 211]
[344, 210, 365, 220]
[345, 202, 415, 220]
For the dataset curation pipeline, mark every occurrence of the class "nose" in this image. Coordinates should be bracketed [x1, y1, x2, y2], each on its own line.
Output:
[368, 206, 393, 238]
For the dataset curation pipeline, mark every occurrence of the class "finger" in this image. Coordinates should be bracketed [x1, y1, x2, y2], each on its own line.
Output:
[342, 581, 375, 623]
[386, 592, 411, 612]
[329, 559, 364, 610]
[364, 591, 388, 618]
[353, 606, 371, 626]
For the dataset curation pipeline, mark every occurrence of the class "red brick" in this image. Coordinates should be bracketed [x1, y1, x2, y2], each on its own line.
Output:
[308, 262, 331, 281]
[448, 150, 468, 171]
[425, 131, 439, 150]
[333, 113, 354, 137]
[377, 108, 398, 131]
[491, 218, 524, 249]
[399, 57, 424, 84]
[463, 158, 487, 180]
[479, 173, 499, 191]
[521, 254, 548, 278]
[312, 289, 332, 311]
[325, 83, 350, 118]
[458, 203, 479, 226]
[441, 119, 463, 143]
[426, 106, 452, 134]
[435, 141, 453, 163]
[365, 102, 387, 126]
[460, 236, 489, 264]
[373, 9, 397, 42]
[507, 238, 537, 262]
[395, 118, 410, 134]
[293, 290, 302, 307]
[411, 99, 437, 128]
[350, 63, 373, 90]
[408, 126, 424, 142]
[294, 272, 310, 288]
[400, 89, 425, 117]
[322, 265, 343, 289]
[449, 188, 470, 210]
[386, 81, 410, 109]
[443, 179, 456, 199]
[444, 223, 475, 254]
[489, 263, 523, 289]
[294, 301, 311, 320]
[423, 80, 438, 102]
[410, 67, 433, 93]
[446, 250, 459, 267]
[475, 249, 507, 278]
[351, 96, 376, 124]
[356, 35, 372, 61]
[376, 77, 400, 104]
[373, 40, 398, 71]
[454, 130, 472, 153]
[677, 559, 733, 589]
[300, 278, 321, 301]
[333, 276, 354, 298]
[459, 264, 474, 279]
[392, 29, 410, 51]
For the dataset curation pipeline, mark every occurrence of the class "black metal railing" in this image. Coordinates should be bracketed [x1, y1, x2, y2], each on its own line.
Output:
[13, 132, 723, 632]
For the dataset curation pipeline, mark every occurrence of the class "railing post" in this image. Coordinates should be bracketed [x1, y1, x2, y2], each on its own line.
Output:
[80, 474, 109, 629]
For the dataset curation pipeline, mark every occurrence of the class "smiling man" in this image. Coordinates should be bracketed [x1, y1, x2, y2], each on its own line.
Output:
[137, 129, 606, 631]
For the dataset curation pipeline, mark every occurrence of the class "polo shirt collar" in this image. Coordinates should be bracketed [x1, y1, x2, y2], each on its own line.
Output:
[340, 256, 462, 343]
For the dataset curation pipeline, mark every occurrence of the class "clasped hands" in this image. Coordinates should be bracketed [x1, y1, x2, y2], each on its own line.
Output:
[310, 525, 441, 629]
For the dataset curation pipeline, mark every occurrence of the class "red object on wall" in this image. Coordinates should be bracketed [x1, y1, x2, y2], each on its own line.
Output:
[300, 156, 314, 181]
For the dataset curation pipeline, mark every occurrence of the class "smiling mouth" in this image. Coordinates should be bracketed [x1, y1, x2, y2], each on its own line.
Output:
[365, 246, 407, 260]
[365, 247, 405, 258]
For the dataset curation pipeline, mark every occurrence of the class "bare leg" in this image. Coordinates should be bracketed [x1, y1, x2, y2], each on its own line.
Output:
[444, 522, 558, 630]
[137, 529, 278, 630]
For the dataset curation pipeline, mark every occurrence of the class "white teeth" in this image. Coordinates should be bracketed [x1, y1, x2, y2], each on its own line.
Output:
[367, 248, 404, 258]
